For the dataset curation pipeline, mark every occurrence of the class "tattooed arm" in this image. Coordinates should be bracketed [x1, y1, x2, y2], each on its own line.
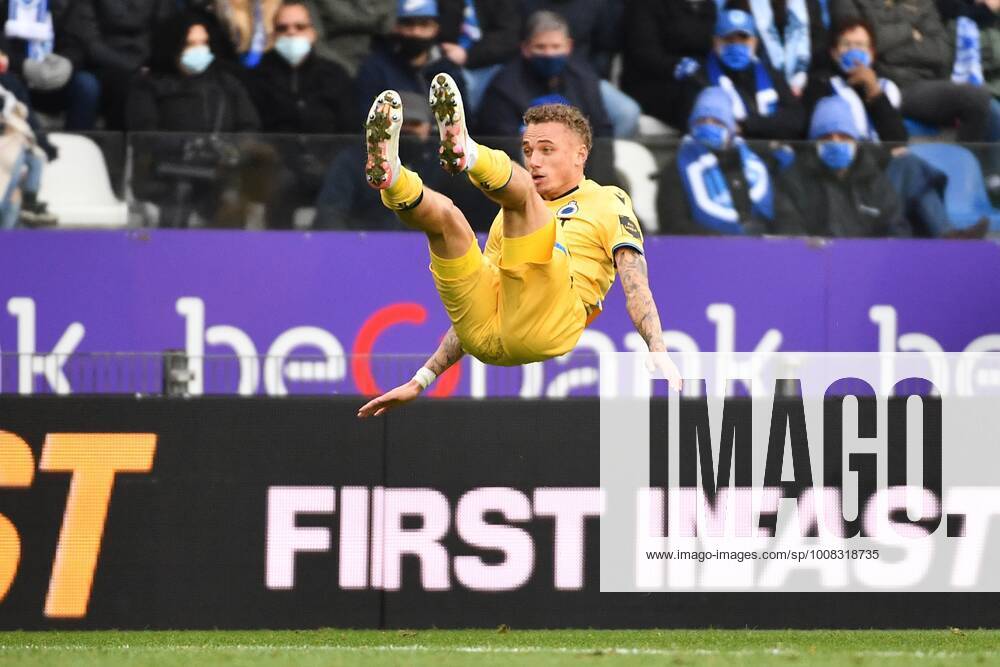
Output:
[615, 247, 683, 389]
[615, 247, 665, 351]
[357, 327, 465, 418]
[424, 326, 466, 376]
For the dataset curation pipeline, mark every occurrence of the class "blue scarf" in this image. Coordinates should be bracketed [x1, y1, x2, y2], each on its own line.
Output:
[951, 16, 984, 87]
[676, 136, 774, 234]
[750, 0, 811, 88]
[242, 0, 266, 68]
[457, 0, 482, 50]
[706, 52, 778, 120]
[829, 75, 901, 142]
[5, 0, 53, 61]
[817, 0, 830, 29]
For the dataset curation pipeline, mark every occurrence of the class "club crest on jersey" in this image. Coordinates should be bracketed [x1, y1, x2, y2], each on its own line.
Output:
[557, 201, 579, 219]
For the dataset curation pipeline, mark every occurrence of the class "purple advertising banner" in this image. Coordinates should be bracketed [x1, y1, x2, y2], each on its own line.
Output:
[0, 231, 997, 397]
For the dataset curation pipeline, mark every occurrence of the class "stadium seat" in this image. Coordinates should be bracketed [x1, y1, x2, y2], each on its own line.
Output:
[38, 133, 128, 227]
[637, 114, 679, 138]
[903, 118, 942, 138]
[908, 143, 1000, 234]
[613, 139, 660, 233]
[293, 207, 316, 230]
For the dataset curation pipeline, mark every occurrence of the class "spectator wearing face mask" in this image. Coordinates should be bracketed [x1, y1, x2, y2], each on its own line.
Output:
[125, 13, 259, 132]
[804, 18, 988, 238]
[518, 0, 640, 137]
[521, 0, 621, 78]
[248, 1, 356, 132]
[678, 8, 806, 140]
[477, 10, 612, 137]
[314, 90, 494, 229]
[804, 17, 908, 142]
[245, 1, 357, 229]
[657, 86, 782, 236]
[355, 0, 467, 119]
[833, 0, 994, 142]
[741, 0, 831, 96]
[776, 95, 908, 237]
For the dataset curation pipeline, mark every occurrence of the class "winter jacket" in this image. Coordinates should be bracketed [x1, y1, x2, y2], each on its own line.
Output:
[831, 0, 952, 86]
[125, 63, 260, 132]
[249, 50, 357, 133]
[311, 0, 395, 76]
[356, 41, 467, 118]
[437, 0, 521, 69]
[64, 0, 177, 72]
[477, 55, 613, 137]
[775, 147, 908, 237]
[620, 0, 717, 130]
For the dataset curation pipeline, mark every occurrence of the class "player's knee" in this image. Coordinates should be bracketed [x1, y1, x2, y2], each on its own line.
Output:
[440, 199, 474, 239]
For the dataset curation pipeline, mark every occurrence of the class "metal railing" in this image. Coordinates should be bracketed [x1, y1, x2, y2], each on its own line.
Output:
[0, 351, 947, 399]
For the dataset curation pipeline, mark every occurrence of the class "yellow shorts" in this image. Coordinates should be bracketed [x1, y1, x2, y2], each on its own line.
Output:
[429, 219, 588, 366]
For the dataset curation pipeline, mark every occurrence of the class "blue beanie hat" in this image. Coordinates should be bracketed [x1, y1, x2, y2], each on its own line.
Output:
[398, 0, 438, 19]
[809, 96, 860, 140]
[688, 86, 736, 133]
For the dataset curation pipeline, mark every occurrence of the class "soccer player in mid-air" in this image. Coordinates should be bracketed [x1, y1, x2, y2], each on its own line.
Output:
[357, 73, 681, 417]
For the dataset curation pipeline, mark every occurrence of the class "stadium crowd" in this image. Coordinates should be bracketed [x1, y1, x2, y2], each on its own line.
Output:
[0, 0, 998, 237]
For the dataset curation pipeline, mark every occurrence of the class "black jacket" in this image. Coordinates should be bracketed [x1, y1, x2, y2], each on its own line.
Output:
[477, 55, 613, 137]
[356, 41, 467, 119]
[775, 148, 908, 237]
[437, 0, 521, 69]
[65, 0, 177, 73]
[249, 50, 357, 134]
[620, 0, 717, 129]
[125, 64, 260, 132]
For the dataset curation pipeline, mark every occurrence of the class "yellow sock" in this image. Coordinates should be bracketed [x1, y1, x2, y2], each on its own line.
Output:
[380, 165, 424, 210]
[467, 143, 512, 192]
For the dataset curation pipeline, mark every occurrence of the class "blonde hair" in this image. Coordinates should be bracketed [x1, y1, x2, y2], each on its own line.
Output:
[522, 104, 593, 152]
[216, 0, 283, 53]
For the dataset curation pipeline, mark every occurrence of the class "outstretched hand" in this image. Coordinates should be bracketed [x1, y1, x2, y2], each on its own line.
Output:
[357, 380, 423, 418]
[645, 349, 683, 392]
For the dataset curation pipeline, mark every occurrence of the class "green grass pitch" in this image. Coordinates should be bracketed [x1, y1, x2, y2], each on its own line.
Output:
[0, 629, 998, 666]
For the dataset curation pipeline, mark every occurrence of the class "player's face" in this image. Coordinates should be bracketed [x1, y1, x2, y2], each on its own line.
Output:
[521, 122, 588, 200]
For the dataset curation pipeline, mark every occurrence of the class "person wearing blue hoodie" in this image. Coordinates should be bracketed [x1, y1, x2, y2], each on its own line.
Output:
[657, 86, 784, 235]
[775, 95, 907, 237]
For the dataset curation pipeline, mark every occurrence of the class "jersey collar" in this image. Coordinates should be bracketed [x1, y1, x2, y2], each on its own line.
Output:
[547, 180, 586, 204]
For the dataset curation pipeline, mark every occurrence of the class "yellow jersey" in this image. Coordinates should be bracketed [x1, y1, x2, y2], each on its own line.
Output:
[483, 178, 645, 310]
